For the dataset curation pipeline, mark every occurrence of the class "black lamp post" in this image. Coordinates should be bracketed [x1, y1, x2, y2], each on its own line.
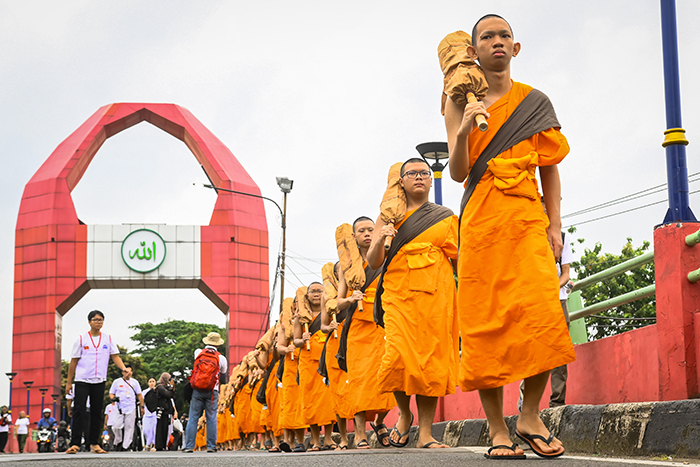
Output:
[5, 372, 17, 415]
[276, 177, 293, 318]
[52, 394, 60, 420]
[416, 142, 450, 205]
[23, 381, 33, 416]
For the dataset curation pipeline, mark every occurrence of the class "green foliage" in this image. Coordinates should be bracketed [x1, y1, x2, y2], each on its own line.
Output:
[571, 232, 655, 341]
[128, 320, 226, 412]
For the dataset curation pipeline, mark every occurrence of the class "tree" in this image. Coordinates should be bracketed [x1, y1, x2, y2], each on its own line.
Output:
[128, 320, 226, 412]
[571, 232, 655, 341]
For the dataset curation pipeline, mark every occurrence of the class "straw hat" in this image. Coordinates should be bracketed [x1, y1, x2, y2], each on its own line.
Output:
[202, 332, 225, 346]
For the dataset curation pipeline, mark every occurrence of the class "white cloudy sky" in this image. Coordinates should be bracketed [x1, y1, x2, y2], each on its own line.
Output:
[2, 0, 699, 402]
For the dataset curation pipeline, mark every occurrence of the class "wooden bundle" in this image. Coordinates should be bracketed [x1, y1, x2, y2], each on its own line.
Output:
[296, 287, 312, 350]
[380, 163, 407, 251]
[256, 327, 275, 352]
[335, 223, 366, 312]
[438, 30, 489, 130]
[322, 262, 340, 337]
[246, 351, 260, 387]
[280, 297, 296, 360]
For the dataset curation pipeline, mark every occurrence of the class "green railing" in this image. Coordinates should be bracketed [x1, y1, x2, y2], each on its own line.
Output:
[567, 227, 700, 344]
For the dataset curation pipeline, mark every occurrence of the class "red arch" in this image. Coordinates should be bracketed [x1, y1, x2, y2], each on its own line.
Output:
[13, 103, 269, 426]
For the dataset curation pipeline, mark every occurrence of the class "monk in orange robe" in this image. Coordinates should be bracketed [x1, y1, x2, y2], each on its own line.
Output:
[444, 14, 576, 459]
[276, 302, 308, 452]
[329, 218, 396, 449]
[368, 159, 459, 449]
[294, 284, 336, 450]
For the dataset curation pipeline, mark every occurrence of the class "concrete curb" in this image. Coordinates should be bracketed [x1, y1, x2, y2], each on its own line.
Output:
[351, 400, 700, 456]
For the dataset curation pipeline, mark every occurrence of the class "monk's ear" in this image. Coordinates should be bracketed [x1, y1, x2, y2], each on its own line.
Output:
[467, 45, 478, 61]
[512, 42, 521, 58]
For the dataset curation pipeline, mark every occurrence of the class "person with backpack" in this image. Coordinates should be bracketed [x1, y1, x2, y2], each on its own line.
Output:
[183, 332, 227, 453]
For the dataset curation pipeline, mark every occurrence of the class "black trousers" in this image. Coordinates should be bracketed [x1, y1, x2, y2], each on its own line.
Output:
[71, 381, 105, 447]
[0, 431, 8, 452]
[155, 413, 171, 451]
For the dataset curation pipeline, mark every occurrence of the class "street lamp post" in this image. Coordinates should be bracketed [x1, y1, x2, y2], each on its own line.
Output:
[416, 142, 450, 206]
[196, 178, 293, 319]
[5, 372, 17, 415]
[39, 388, 48, 414]
[51, 394, 60, 420]
[276, 177, 293, 317]
[23, 381, 33, 416]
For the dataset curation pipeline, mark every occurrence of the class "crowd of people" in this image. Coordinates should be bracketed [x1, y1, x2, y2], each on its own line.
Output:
[2, 14, 575, 460]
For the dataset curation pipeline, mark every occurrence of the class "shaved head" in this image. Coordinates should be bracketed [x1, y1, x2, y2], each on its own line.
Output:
[471, 14, 513, 47]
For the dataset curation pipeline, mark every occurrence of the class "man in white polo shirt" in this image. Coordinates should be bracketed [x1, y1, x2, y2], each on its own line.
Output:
[65, 310, 126, 454]
[109, 364, 144, 451]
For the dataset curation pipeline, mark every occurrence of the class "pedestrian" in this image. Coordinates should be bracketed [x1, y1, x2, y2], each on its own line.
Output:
[64, 309, 128, 454]
[154, 373, 176, 451]
[109, 363, 144, 451]
[103, 400, 117, 451]
[142, 377, 157, 450]
[183, 332, 227, 453]
[14, 411, 29, 453]
[0, 405, 11, 453]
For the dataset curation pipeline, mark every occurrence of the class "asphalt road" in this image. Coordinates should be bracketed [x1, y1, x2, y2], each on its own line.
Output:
[0, 447, 697, 467]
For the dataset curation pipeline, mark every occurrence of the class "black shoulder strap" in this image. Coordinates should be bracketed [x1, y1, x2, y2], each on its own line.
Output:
[459, 89, 561, 220]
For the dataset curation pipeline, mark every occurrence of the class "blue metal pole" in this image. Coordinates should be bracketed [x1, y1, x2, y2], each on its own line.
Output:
[660, 0, 695, 222]
[7, 382, 12, 415]
[25, 387, 30, 415]
[434, 172, 443, 205]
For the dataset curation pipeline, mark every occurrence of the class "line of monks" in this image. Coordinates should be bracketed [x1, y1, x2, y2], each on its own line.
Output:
[192, 14, 577, 458]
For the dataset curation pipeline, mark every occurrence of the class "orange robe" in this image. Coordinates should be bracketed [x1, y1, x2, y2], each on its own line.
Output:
[231, 390, 242, 440]
[376, 209, 460, 397]
[458, 81, 576, 391]
[249, 379, 265, 434]
[280, 348, 308, 430]
[238, 383, 253, 434]
[347, 271, 396, 417]
[299, 319, 336, 426]
[195, 422, 207, 450]
[266, 360, 283, 437]
[324, 320, 354, 419]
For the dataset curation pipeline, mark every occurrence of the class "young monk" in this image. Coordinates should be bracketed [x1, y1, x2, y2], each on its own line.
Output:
[319, 263, 352, 450]
[331, 218, 396, 449]
[277, 299, 308, 452]
[444, 14, 576, 459]
[294, 284, 336, 450]
[367, 159, 459, 449]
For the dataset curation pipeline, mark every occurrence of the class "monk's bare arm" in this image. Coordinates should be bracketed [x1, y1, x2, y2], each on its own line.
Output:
[276, 328, 295, 356]
[320, 296, 335, 334]
[445, 96, 489, 182]
[366, 215, 391, 270]
[293, 319, 304, 348]
[254, 349, 268, 370]
[336, 273, 361, 311]
[540, 165, 563, 260]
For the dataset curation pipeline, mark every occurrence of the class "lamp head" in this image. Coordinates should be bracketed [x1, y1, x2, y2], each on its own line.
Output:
[23, 381, 33, 389]
[5, 372, 17, 381]
[276, 177, 294, 194]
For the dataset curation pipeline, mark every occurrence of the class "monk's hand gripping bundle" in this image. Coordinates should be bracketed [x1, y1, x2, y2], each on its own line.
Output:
[280, 297, 296, 359]
[380, 162, 407, 251]
[322, 262, 340, 337]
[438, 30, 489, 131]
[296, 286, 313, 351]
[335, 223, 366, 312]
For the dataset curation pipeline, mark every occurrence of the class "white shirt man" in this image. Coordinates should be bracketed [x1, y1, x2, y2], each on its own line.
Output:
[65, 310, 126, 454]
[103, 401, 117, 451]
[109, 368, 144, 451]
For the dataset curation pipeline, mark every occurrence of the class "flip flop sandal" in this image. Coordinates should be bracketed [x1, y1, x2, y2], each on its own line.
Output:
[484, 443, 527, 459]
[279, 441, 292, 452]
[336, 444, 348, 450]
[309, 445, 322, 451]
[355, 439, 371, 449]
[515, 431, 564, 458]
[268, 446, 281, 452]
[66, 445, 80, 454]
[388, 412, 414, 448]
[420, 441, 449, 449]
[370, 421, 390, 447]
[321, 443, 338, 451]
[292, 443, 306, 452]
[90, 446, 108, 454]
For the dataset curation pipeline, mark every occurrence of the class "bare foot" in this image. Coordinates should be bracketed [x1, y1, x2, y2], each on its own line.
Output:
[489, 431, 525, 457]
[417, 437, 449, 448]
[516, 413, 564, 455]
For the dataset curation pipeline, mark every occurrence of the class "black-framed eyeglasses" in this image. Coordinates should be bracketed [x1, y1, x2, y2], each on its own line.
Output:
[402, 170, 431, 179]
[308, 290, 324, 295]
[90, 318, 104, 322]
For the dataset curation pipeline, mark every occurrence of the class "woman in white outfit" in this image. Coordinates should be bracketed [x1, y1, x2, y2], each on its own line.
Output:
[142, 378, 157, 451]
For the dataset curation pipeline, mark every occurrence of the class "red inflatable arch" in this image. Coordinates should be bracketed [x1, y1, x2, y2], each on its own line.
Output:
[13, 103, 269, 421]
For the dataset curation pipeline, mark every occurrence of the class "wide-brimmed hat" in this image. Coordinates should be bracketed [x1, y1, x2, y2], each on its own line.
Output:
[202, 332, 225, 346]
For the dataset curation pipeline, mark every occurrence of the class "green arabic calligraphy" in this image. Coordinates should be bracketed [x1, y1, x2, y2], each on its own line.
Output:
[129, 241, 157, 261]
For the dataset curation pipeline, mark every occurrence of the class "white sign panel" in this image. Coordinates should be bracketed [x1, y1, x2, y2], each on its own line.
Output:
[121, 228, 167, 273]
